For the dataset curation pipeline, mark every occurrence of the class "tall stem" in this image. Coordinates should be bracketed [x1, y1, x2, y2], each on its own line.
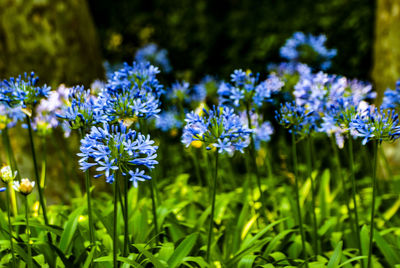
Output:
[291, 132, 307, 261]
[3, 129, 18, 216]
[245, 106, 268, 222]
[5, 185, 16, 267]
[331, 138, 356, 242]
[306, 136, 319, 256]
[149, 179, 159, 244]
[123, 174, 129, 256]
[79, 129, 95, 251]
[206, 152, 218, 263]
[25, 195, 33, 268]
[113, 172, 119, 268]
[348, 137, 362, 261]
[26, 116, 49, 226]
[367, 141, 379, 268]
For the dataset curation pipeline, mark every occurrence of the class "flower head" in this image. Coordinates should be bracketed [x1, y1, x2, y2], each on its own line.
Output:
[275, 101, 314, 136]
[350, 107, 400, 145]
[182, 106, 252, 154]
[13, 178, 35, 195]
[0, 165, 17, 183]
[280, 32, 337, 70]
[135, 43, 172, 73]
[0, 72, 51, 110]
[78, 122, 158, 186]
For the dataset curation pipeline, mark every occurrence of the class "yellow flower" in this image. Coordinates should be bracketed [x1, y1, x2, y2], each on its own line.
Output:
[13, 178, 35, 195]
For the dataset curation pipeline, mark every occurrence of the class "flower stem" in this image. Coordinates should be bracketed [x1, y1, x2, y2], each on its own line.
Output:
[5, 185, 16, 268]
[26, 116, 49, 228]
[348, 137, 362, 262]
[113, 172, 119, 268]
[291, 132, 307, 262]
[79, 129, 95, 252]
[330, 138, 356, 245]
[245, 106, 268, 223]
[2, 129, 18, 216]
[206, 151, 218, 263]
[25, 195, 33, 268]
[367, 141, 379, 268]
[306, 136, 319, 256]
[123, 174, 129, 256]
[149, 178, 159, 245]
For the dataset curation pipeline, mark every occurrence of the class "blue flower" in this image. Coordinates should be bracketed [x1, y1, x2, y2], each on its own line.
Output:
[154, 110, 182, 132]
[275, 101, 314, 136]
[218, 69, 283, 109]
[350, 106, 400, 145]
[57, 86, 106, 132]
[78, 122, 158, 186]
[182, 106, 252, 154]
[280, 32, 337, 70]
[135, 43, 172, 73]
[382, 80, 400, 110]
[0, 72, 51, 109]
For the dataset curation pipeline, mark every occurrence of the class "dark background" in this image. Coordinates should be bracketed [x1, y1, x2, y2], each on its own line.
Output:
[89, 0, 374, 82]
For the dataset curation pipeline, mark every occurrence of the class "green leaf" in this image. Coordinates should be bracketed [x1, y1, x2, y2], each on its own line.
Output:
[134, 244, 168, 268]
[181, 256, 208, 267]
[338, 256, 367, 267]
[238, 255, 257, 268]
[59, 206, 85, 254]
[167, 232, 198, 268]
[374, 229, 400, 266]
[327, 241, 343, 268]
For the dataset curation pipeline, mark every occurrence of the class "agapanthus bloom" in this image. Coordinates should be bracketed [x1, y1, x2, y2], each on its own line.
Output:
[168, 81, 190, 101]
[0, 105, 25, 130]
[381, 80, 400, 110]
[192, 76, 214, 103]
[239, 111, 274, 149]
[78, 122, 158, 186]
[350, 107, 400, 145]
[33, 85, 69, 136]
[135, 43, 172, 73]
[57, 86, 106, 133]
[182, 106, 252, 154]
[0, 72, 51, 110]
[280, 32, 337, 70]
[275, 101, 314, 136]
[13, 178, 35, 195]
[218, 70, 283, 109]
[106, 61, 164, 97]
[155, 110, 182, 132]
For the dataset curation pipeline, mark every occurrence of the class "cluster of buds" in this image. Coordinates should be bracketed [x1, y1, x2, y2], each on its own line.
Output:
[0, 164, 35, 195]
[13, 178, 35, 195]
[0, 165, 17, 183]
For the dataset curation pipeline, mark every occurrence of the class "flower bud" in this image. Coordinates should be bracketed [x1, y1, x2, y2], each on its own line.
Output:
[0, 165, 17, 183]
[13, 179, 35, 195]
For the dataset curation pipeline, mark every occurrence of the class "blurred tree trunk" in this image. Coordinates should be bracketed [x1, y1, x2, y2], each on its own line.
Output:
[0, 0, 104, 87]
[372, 0, 400, 101]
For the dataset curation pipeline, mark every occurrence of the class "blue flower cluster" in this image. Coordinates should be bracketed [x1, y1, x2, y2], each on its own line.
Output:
[0, 72, 51, 109]
[275, 102, 314, 136]
[239, 111, 274, 149]
[280, 32, 337, 70]
[58, 86, 105, 132]
[135, 43, 172, 73]
[382, 80, 400, 110]
[155, 110, 182, 132]
[218, 70, 283, 109]
[350, 107, 400, 145]
[101, 62, 163, 122]
[182, 106, 252, 154]
[79, 122, 158, 186]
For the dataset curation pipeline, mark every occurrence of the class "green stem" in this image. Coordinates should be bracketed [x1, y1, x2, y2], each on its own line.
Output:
[113, 172, 119, 268]
[330, 138, 356, 244]
[245, 106, 268, 223]
[306, 136, 319, 256]
[348, 138, 362, 262]
[150, 178, 159, 244]
[26, 116, 49, 227]
[291, 132, 307, 262]
[25, 195, 33, 268]
[3, 129, 18, 216]
[206, 152, 218, 263]
[367, 141, 379, 268]
[123, 174, 129, 256]
[79, 129, 95, 252]
[5, 185, 16, 268]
